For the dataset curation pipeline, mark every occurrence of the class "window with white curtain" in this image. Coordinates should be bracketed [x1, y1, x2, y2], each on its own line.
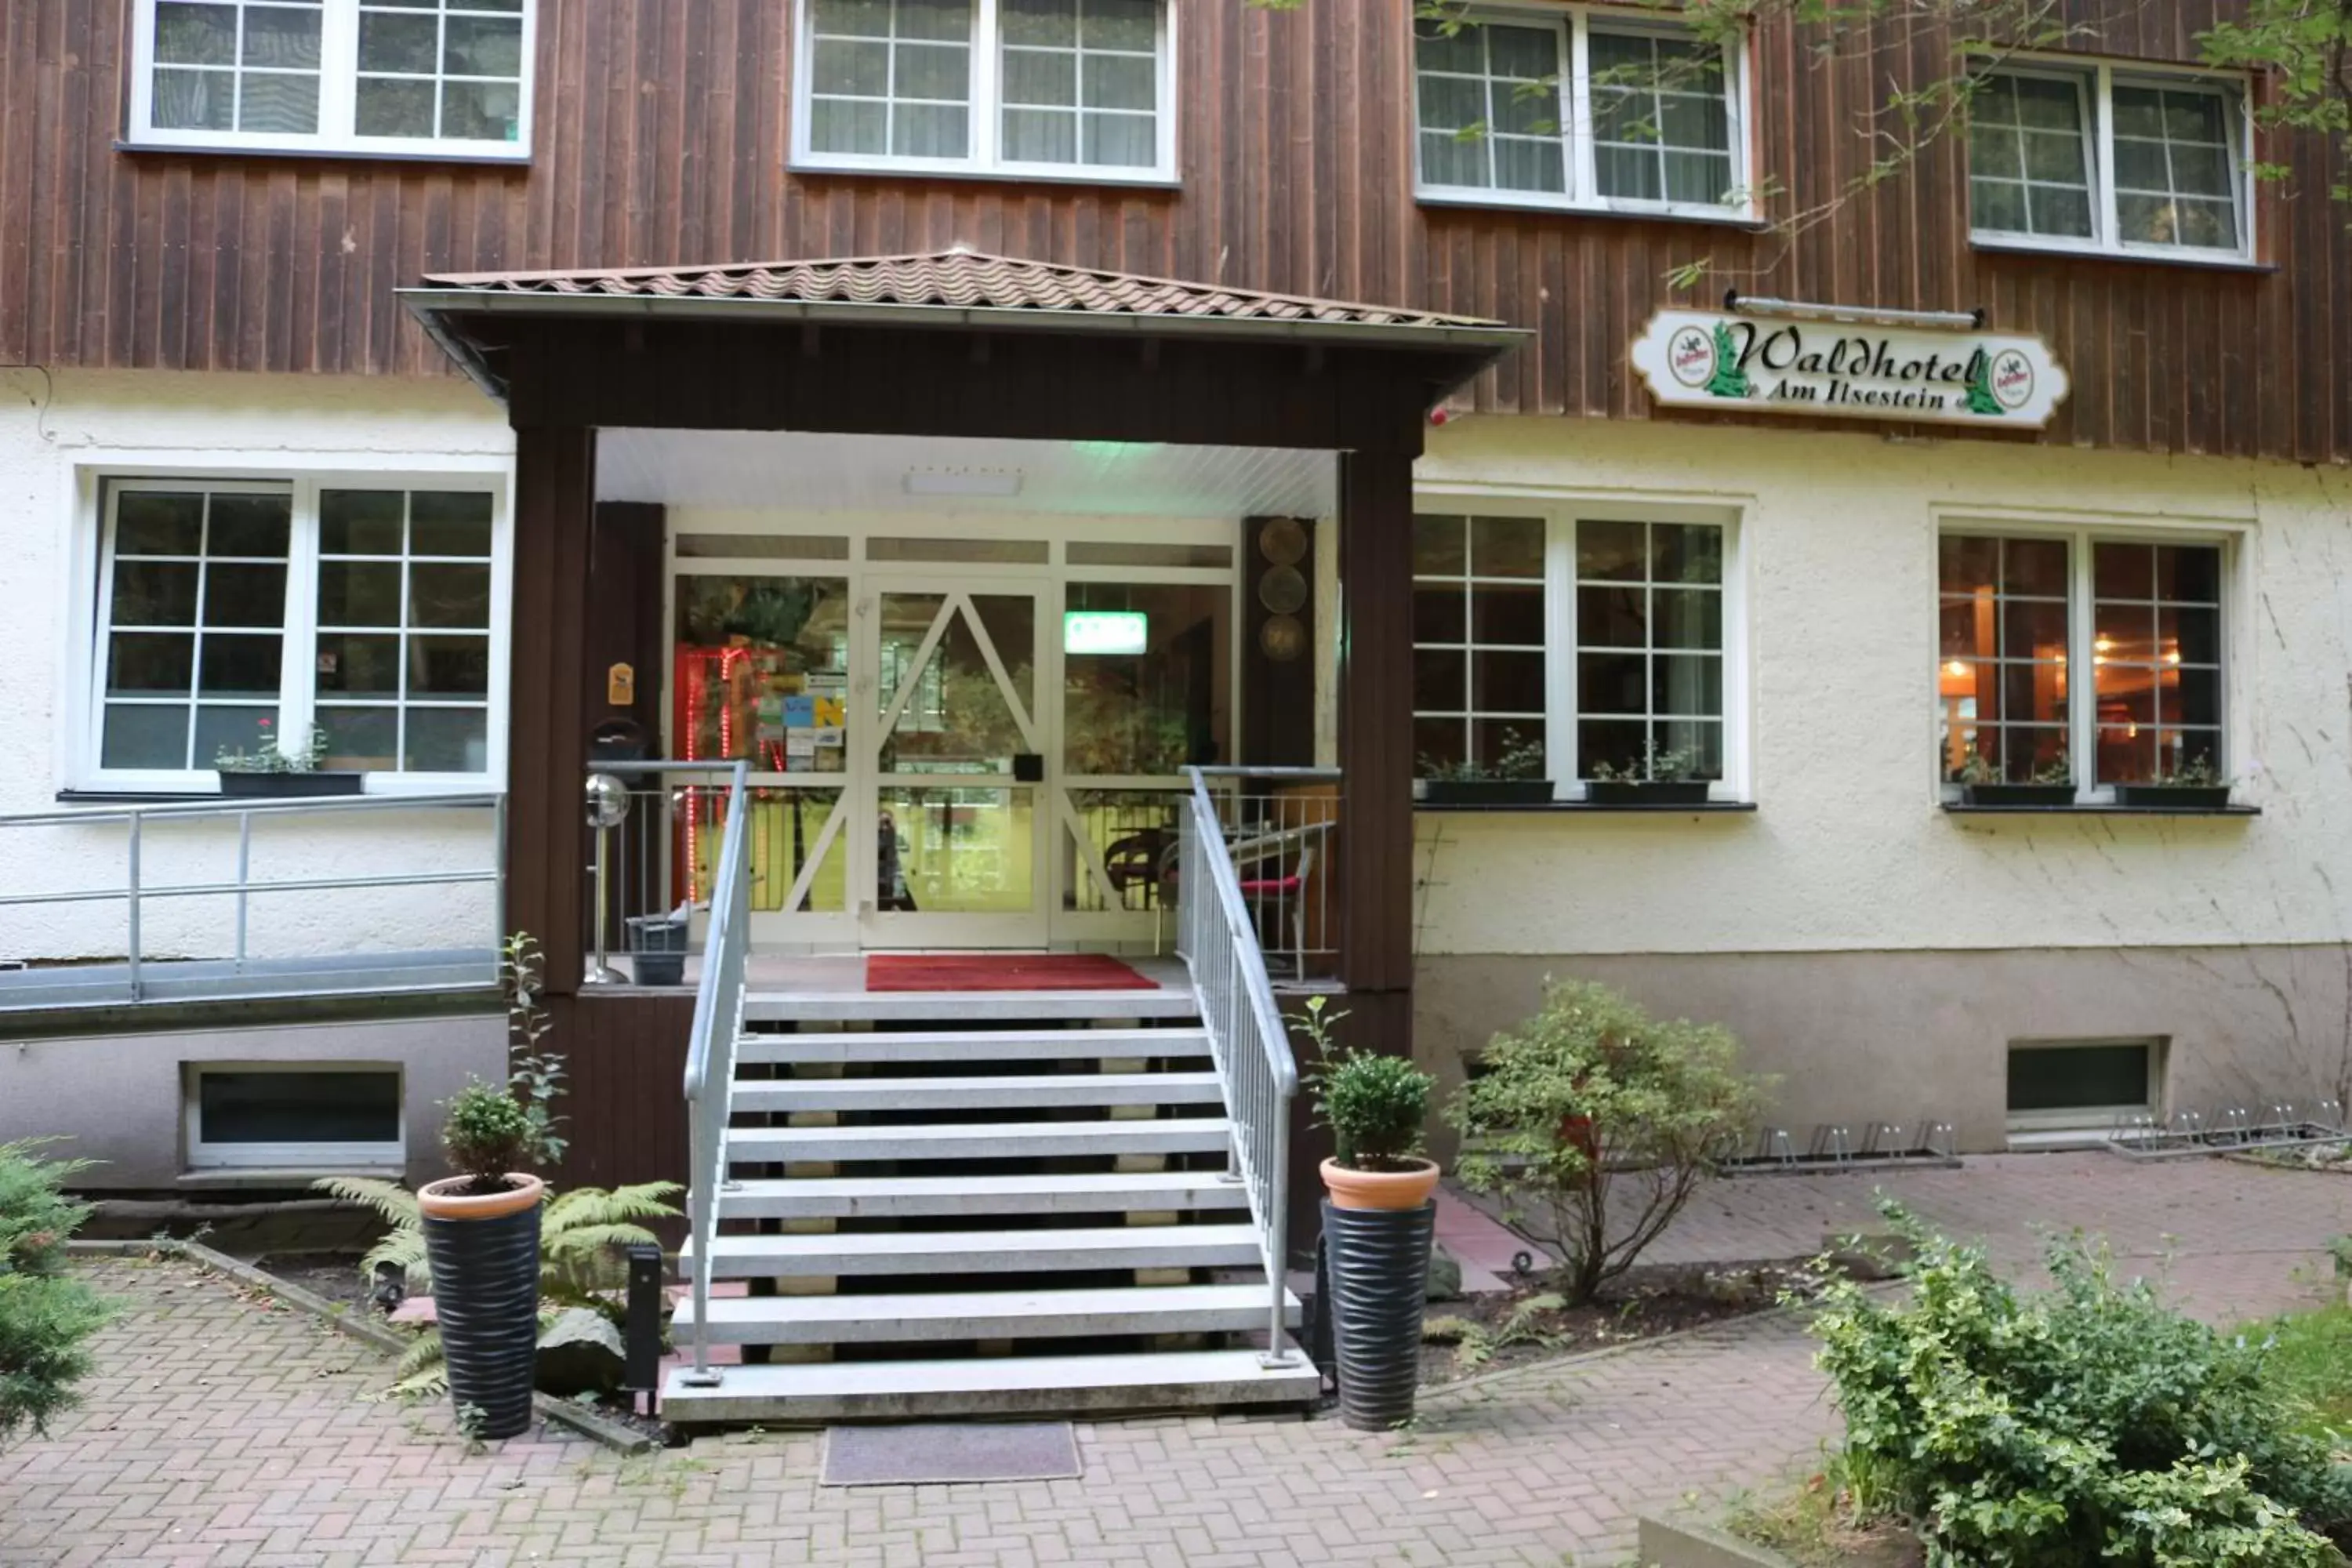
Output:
[1411, 506, 1744, 800]
[1968, 64, 2251, 260]
[1412, 6, 1749, 217]
[82, 476, 508, 792]
[795, 0, 1175, 179]
[127, 0, 532, 158]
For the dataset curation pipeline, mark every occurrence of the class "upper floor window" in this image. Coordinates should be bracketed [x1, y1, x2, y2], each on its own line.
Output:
[128, 0, 534, 160]
[793, 0, 1176, 181]
[1412, 8, 1748, 219]
[1969, 65, 2250, 262]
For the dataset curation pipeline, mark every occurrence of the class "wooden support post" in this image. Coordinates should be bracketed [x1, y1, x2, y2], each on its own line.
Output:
[505, 423, 599, 996]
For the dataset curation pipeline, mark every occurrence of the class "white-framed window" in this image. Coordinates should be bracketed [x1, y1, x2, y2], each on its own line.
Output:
[185, 1062, 405, 1171]
[1411, 5, 1750, 220]
[1968, 63, 2252, 262]
[1936, 525, 2229, 796]
[793, 0, 1177, 182]
[80, 474, 509, 793]
[126, 0, 535, 160]
[1411, 504, 1744, 800]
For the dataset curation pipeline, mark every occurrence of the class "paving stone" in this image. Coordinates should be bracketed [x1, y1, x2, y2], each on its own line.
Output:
[5, 1155, 2343, 1566]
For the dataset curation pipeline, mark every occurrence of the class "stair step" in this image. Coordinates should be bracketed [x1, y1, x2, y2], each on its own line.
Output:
[736, 1026, 1212, 1065]
[715, 1171, 1248, 1219]
[659, 1348, 1321, 1423]
[724, 1117, 1231, 1163]
[730, 1072, 1224, 1114]
[742, 989, 1198, 1025]
[670, 1283, 1301, 1344]
[680, 1223, 1265, 1277]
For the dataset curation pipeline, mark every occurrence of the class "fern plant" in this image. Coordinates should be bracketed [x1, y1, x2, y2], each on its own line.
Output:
[316, 1176, 680, 1395]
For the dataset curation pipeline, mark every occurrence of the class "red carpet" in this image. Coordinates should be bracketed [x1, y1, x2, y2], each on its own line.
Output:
[866, 953, 1159, 992]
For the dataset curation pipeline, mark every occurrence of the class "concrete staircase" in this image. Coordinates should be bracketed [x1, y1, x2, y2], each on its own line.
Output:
[659, 983, 1320, 1424]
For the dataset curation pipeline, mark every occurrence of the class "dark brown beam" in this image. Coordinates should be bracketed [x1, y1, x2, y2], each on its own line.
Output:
[506, 424, 599, 996]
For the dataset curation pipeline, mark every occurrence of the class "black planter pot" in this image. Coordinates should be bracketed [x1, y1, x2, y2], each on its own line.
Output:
[1418, 779, 1554, 806]
[1960, 783, 2077, 808]
[1321, 1198, 1436, 1432]
[2113, 784, 2234, 811]
[419, 1175, 544, 1440]
[1583, 779, 1711, 806]
[216, 770, 366, 797]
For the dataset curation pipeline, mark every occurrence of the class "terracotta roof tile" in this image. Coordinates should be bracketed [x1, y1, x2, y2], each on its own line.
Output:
[422, 247, 1508, 333]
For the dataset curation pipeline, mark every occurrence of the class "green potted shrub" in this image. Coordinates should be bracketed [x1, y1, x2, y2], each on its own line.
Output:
[417, 1083, 546, 1439]
[2114, 750, 2233, 810]
[1417, 728, 1551, 807]
[1301, 997, 1441, 1431]
[212, 718, 364, 797]
[1584, 740, 1708, 805]
[1952, 747, 2075, 808]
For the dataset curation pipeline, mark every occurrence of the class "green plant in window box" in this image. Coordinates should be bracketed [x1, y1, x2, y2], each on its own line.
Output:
[1951, 747, 2077, 808]
[2114, 751, 2234, 811]
[212, 718, 365, 798]
[1417, 728, 1552, 807]
[1585, 741, 1710, 805]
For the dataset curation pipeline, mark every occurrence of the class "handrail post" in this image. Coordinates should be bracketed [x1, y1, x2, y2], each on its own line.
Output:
[125, 813, 143, 1004]
[234, 811, 252, 974]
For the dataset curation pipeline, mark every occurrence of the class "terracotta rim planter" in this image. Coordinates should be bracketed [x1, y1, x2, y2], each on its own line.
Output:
[418, 1173, 546, 1441]
[1320, 1157, 1441, 1211]
[418, 1172, 546, 1220]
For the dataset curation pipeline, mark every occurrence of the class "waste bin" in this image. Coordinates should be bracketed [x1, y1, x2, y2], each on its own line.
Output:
[623, 913, 688, 986]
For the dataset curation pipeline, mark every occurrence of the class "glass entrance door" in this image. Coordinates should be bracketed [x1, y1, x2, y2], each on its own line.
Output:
[860, 580, 1051, 947]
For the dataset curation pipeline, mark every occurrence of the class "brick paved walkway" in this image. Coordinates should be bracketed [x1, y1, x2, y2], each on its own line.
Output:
[5, 1154, 2344, 1568]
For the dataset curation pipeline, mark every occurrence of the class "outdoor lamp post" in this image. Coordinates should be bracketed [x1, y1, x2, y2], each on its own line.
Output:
[584, 773, 630, 985]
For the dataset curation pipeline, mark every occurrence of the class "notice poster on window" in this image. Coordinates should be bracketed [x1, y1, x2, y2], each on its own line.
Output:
[1630, 308, 2070, 429]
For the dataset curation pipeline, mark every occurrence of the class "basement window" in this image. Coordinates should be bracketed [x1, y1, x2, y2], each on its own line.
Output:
[2006, 1039, 2158, 1131]
[186, 1064, 404, 1170]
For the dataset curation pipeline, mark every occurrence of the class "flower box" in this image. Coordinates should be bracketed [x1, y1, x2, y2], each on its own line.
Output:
[1583, 780, 1711, 806]
[1418, 779, 1555, 806]
[216, 771, 366, 798]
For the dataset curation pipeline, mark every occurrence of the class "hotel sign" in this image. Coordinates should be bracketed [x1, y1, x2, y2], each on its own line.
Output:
[1630, 309, 2071, 429]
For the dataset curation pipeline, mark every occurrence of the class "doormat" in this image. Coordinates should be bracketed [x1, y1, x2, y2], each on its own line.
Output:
[866, 953, 1157, 992]
[820, 1421, 1081, 1486]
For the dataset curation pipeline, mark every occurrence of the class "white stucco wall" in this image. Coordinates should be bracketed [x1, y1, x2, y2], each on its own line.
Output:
[1412, 415, 2352, 957]
[0, 368, 512, 964]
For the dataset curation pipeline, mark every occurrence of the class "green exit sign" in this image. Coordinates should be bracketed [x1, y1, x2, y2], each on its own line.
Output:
[1064, 610, 1148, 655]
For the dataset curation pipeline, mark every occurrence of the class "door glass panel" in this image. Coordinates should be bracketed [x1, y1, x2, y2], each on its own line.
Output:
[878, 592, 1036, 772]
[1062, 581, 1229, 775]
[685, 786, 850, 914]
[673, 575, 852, 774]
[1062, 787, 1182, 913]
[878, 786, 1035, 913]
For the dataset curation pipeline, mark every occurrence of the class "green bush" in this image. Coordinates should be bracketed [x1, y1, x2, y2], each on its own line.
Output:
[441, 1083, 536, 1190]
[1447, 979, 1770, 1305]
[1812, 1202, 2352, 1567]
[1298, 996, 1436, 1170]
[0, 1141, 112, 1446]
[315, 1176, 681, 1395]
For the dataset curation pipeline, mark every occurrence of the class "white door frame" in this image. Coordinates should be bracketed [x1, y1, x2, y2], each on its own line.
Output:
[857, 573, 1054, 949]
[661, 511, 1244, 953]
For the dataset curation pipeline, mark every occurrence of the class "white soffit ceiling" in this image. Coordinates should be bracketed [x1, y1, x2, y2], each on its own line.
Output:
[597, 430, 1339, 518]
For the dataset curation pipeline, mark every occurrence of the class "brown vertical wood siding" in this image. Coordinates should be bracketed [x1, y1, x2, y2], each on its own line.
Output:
[2, 0, 2343, 459]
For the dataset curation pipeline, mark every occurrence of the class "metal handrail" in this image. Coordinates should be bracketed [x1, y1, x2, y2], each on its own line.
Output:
[0, 791, 505, 1003]
[677, 757, 753, 1388]
[1175, 765, 1303, 1368]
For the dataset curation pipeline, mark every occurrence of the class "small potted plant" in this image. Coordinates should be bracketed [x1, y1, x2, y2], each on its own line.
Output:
[1584, 739, 1709, 805]
[1300, 996, 1441, 1431]
[1416, 728, 1552, 807]
[2114, 751, 2232, 810]
[1951, 749, 2075, 808]
[416, 1082, 547, 1441]
[213, 718, 365, 797]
